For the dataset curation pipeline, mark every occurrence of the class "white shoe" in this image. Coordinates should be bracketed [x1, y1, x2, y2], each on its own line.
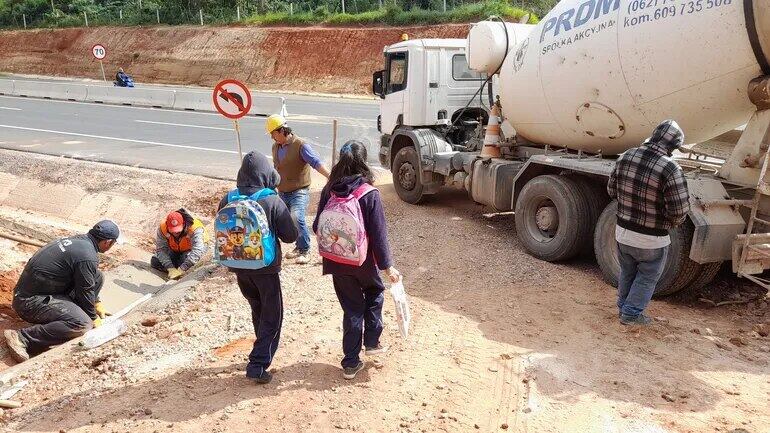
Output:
[364, 344, 388, 356]
[295, 251, 311, 264]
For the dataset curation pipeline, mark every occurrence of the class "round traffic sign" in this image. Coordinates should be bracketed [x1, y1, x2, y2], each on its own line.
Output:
[92, 44, 107, 60]
[212, 79, 252, 120]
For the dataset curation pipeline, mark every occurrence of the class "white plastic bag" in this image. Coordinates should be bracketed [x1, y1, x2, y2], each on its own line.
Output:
[389, 277, 411, 339]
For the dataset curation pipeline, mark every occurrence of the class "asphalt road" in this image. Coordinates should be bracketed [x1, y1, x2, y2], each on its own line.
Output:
[0, 80, 381, 179]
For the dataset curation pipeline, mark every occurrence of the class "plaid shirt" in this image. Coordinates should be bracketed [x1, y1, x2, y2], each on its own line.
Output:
[607, 139, 690, 236]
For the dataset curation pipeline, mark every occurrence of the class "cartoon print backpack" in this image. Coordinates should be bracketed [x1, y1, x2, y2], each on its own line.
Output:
[215, 188, 276, 269]
[316, 183, 376, 266]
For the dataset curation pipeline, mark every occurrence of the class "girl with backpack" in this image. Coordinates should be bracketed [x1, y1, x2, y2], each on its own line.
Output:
[216, 151, 298, 385]
[312, 140, 401, 380]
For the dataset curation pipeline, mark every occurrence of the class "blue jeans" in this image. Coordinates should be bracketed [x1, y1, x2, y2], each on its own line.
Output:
[280, 188, 310, 253]
[617, 242, 669, 318]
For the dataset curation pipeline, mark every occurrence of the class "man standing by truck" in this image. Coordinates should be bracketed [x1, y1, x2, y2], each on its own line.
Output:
[266, 114, 330, 265]
[607, 120, 690, 326]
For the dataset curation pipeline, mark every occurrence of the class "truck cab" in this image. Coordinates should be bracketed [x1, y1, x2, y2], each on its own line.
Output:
[372, 38, 489, 169]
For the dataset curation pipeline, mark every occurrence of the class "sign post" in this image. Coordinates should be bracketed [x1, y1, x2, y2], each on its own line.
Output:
[91, 44, 107, 82]
[212, 79, 253, 162]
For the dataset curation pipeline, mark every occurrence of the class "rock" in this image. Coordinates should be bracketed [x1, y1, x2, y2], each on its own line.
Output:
[715, 340, 733, 351]
[753, 323, 769, 337]
[440, 408, 448, 413]
[474, 424, 480, 429]
[141, 316, 160, 327]
[501, 423, 509, 430]
[523, 407, 532, 413]
[729, 337, 747, 347]
[400, 422, 410, 428]
[144, 408, 153, 415]
[661, 393, 675, 402]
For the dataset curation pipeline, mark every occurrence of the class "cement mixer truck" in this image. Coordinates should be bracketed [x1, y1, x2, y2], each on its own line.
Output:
[372, 0, 770, 296]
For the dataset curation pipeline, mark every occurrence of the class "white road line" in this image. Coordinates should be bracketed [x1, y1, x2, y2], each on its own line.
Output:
[0, 124, 252, 156]
[135, 119, 232, 131]
[0, 107, 21, 111]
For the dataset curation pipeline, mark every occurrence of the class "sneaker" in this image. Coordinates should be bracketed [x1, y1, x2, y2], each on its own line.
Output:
[4, 330, 29, 363]
[295, 251, 311, 265]
[285, 248, 301, 259]
[364, 344, 388, 356]
[620, 313, 653, 326]
[342, 361, 365, 380]
[249, 370, 273, 385]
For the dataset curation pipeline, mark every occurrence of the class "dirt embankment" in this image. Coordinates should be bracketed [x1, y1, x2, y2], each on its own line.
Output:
[0, 25, 469, 94]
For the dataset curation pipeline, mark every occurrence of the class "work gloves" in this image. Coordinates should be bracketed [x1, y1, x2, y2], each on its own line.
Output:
[93, 317, 103, 328]
[95, 301, 111, 319]
[167, 268, 184, 280]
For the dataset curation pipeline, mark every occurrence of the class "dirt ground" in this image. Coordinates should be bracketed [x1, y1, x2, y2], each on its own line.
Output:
[0, 25, 469, 95]
[0, 159, 767, 433]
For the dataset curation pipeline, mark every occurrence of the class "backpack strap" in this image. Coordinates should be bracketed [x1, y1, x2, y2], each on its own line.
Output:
[351, 183, 376, 200]
[226, 188, 243, 204]
[249, 188, 277, 201]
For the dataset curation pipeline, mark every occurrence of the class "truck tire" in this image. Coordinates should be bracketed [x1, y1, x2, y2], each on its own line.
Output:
[570, 176, 610, 256]
[594, 201, 701, 297]
[392, 146, 424, 204]
[514, 175, 592, 262]
[675, 261, 724, 300]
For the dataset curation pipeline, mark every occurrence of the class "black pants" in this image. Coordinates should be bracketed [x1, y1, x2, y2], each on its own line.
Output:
[332, 274, 385, 368]
[13, 294, 93, 356]
[150, 252, 188, 271]
[236, 272, 283, 378]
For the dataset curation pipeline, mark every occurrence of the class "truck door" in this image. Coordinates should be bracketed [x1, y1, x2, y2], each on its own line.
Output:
[381, 51, 408, 134]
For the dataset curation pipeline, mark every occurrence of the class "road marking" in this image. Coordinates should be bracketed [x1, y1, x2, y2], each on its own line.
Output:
[0, 124, 258, 156]
[135, 120, 232, 131]
[0, 107, 21, 111]
[0, 95, 376, 128]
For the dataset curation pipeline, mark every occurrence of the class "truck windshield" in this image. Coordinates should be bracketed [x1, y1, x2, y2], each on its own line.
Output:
[452, 54, 485, 81]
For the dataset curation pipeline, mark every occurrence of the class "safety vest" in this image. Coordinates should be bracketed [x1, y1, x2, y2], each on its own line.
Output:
[160, 218, 205, 253]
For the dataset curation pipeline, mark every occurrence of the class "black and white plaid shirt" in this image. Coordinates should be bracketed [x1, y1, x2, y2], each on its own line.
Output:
[607, 121, 690, 236]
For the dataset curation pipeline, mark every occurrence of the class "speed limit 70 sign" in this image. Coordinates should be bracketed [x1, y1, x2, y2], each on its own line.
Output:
[92, 44, 106, 60]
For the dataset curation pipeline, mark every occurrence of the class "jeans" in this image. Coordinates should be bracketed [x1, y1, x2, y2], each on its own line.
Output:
[13, 294, 93, 356]
[236, 272, 283, 378]
[280, 188, 310, 253]
[617, 242, 669, 318]
[332, 274, 385, 368]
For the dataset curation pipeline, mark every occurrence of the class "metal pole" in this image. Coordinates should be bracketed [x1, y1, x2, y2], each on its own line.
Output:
[22, 14, 26, 29]
[51, 0, 55, 14]
[237, 5, 240, 20]
[332, 119, 338, 165]
[443, 0, 446, 12]
[84, 11, 88, 27]
[199, 9, 203, 25]
[234, 120, 243, 161]
[119, 9, 122, 20]
[156, 7, 159, 23]
[99, 60, 106, 82]
[290, 3, 293, 14]
[341, 0, 345, 14]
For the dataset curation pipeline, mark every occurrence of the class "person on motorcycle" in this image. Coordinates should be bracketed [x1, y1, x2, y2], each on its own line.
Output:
[115, 68, 130, 87]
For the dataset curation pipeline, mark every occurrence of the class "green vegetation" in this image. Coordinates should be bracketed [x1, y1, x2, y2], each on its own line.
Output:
[0, 0, 554, 29]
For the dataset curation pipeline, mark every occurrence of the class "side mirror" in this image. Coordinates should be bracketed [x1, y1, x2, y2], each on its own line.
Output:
[372, 70, 385, 99]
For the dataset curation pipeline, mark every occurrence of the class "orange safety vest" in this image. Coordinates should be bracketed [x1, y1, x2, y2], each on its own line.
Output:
[160, 218, 205, 253]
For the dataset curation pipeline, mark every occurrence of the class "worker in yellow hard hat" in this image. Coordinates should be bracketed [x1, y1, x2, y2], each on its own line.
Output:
[266, 114, 330, 265]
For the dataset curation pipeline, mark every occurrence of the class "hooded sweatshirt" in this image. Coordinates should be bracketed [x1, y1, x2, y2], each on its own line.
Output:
[218, 151, 298, 274]
[608, 120, 691, 236]
[312, 175, 393, 279]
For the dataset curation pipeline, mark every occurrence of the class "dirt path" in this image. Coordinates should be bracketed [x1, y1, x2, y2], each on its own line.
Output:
[0, 171, 768, 433]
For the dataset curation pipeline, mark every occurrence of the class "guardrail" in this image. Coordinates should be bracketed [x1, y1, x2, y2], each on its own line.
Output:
[0, 79, 287, 117]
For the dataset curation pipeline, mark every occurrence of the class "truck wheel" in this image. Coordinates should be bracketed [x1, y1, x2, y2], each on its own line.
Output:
[392, 146, 424, 204]
[675, 261, 723, 300]
[570, 176, 610, 256]
[514, 175, 592, 262]
[593, 201, 701, 297]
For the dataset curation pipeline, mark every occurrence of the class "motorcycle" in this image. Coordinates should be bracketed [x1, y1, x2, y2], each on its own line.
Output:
[113, 74, 135, 88]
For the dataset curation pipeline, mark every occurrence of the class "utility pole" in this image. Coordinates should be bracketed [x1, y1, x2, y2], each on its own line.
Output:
[341, 0, 345, 13]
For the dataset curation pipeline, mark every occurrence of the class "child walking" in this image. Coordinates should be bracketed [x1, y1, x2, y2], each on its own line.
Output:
[313, 140, 400, 380]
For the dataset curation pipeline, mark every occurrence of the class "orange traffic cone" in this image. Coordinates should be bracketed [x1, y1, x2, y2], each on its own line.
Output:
[481, 104, 502, 158]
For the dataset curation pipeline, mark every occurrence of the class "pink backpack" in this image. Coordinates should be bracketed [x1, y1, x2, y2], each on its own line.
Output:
[316, 183, 376, 266]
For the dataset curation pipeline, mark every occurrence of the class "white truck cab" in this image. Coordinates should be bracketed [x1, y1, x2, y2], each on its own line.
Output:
[372, 38, 489, 167]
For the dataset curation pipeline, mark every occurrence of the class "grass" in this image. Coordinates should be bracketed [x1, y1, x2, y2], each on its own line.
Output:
[245, 1, 539, 27]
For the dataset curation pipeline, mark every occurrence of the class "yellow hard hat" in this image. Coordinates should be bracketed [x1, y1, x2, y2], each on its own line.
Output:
[265, 114, 287, 134]
[401, 33, 409, 41]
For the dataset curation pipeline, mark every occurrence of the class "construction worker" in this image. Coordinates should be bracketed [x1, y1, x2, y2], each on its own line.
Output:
[267, 114, 330, 264]
[151, 209, 207, 280]
[4, 220, 123, 362]
[607, 120, 690, 326]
